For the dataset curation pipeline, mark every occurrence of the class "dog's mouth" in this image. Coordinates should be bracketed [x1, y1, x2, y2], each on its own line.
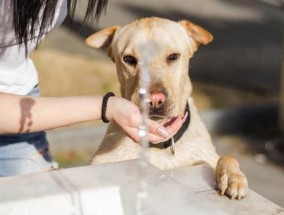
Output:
[149, 114, 180, 130]
[148, 103, 175, 122]
[149, 114, 168, 121]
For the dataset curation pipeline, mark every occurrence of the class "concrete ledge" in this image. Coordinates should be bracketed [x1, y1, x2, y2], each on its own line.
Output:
[0, 160, 283, 215]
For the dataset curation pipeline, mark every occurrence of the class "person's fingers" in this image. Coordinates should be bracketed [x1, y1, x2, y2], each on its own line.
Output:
[150, 113, 188, 143]
[147, 119, 170, 138]
[123, 125, 169, 144]
[143, 114, 186, 144]
[123, 126, 167, 143]
[121, 112, 189, 144]
[122, 127, 141, 143]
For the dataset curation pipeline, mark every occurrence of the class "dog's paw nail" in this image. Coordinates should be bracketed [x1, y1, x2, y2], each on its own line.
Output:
[238, 188, 247, 199]
[230, 193, 237, 200]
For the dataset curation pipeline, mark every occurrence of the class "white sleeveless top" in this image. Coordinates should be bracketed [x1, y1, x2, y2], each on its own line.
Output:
[0, 0, 67, 95]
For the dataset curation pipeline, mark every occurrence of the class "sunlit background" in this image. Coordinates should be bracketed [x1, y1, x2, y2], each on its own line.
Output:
[31, 0, 284, 207]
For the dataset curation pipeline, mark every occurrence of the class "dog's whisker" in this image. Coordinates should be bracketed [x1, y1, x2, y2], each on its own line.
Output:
[149, 114, 168, 120]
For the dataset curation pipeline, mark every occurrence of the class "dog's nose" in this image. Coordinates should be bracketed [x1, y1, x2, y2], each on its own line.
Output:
[149, 92, 166, 109]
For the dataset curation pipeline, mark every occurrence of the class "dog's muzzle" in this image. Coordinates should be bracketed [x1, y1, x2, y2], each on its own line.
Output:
[147, 88, 171, 120]
[149, 102, 191, 155]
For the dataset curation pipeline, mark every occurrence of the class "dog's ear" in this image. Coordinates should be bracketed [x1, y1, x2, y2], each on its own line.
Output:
[85, 26, 120, 48]
[179, 20, 213, 46]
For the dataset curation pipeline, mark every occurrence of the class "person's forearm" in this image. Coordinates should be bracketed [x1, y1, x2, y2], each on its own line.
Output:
[0, 93, 103, 134]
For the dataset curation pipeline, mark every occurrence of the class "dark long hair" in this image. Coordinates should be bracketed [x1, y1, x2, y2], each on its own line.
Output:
[12, 0, 108, 52]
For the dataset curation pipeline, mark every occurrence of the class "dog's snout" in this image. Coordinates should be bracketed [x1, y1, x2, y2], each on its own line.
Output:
[149, 92, 166, 109]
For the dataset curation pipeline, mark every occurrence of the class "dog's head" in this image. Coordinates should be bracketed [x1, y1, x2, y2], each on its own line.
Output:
[86, 17, 212, 121]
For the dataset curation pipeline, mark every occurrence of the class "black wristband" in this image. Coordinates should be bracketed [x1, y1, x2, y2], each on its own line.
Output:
[101, 92, 115, 123]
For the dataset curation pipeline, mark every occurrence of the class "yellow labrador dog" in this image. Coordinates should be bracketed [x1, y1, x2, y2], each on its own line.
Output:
[86, 17, 248, 200]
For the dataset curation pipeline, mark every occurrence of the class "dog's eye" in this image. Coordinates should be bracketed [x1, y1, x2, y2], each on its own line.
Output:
[167, 53, 180, 62]
[123, 55, 137, 66]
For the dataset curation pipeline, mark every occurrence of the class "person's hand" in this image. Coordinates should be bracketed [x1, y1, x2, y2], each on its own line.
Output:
[106, 97, 187, 144]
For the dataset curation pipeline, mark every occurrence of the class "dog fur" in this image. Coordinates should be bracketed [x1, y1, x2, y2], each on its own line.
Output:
[86, 17, 248, 200]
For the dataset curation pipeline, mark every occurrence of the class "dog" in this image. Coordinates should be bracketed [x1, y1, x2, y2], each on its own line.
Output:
[85, 17, 248, 200]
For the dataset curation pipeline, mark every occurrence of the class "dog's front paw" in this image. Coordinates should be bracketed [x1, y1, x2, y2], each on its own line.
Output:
[216, 156, 248, 200]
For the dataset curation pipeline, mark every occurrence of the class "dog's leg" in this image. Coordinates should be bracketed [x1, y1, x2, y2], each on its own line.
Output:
[187, 100, 248, 199]
[215, 156, 248, 200]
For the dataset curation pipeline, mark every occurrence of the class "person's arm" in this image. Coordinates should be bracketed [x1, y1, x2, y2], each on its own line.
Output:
[0, 92, 103, 133]
[0, 93, 185, 143]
